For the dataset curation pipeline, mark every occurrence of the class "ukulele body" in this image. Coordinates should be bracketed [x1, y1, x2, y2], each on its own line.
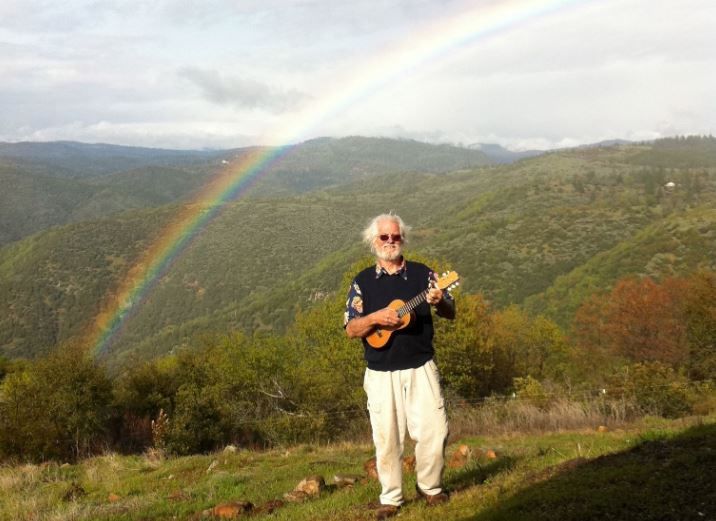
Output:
[366, 299, 414, 349]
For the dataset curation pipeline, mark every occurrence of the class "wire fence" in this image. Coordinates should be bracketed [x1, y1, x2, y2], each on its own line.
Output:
[221, 378, 714, 431]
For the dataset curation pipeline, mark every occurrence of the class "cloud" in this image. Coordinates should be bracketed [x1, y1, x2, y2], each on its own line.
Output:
[177, 67, 309, 113]
[1, 0, 714, 150]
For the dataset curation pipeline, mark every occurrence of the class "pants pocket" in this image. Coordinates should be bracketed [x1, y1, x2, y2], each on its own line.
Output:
[424, 360, 445, 409]
[363, 368, 383, 413]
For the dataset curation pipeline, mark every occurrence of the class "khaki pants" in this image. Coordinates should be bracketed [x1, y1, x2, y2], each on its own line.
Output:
[364, 359, 449, 506]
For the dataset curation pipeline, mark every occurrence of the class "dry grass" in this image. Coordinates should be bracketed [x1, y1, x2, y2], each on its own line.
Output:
[448, 396, 644, 440]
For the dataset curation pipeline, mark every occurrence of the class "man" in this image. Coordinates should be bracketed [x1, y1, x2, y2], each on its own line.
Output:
[344, 213, 455, 520]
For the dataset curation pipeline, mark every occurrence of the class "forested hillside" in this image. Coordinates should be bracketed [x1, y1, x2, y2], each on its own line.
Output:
[0, 137, 714, 364]
[0, 137, 490, 246]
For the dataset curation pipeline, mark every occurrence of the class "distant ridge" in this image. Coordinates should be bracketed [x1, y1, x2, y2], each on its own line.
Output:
[0, 136, 492, 246]
[468, 142, 544, 163]
[575, 139, 633, 149]
[0, 140, 228, 178]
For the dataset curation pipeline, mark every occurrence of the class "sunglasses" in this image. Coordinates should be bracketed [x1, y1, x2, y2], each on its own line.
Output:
[378, 234, 402, 242]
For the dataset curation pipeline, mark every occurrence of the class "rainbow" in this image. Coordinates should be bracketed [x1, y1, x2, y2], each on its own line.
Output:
[87, 0, 588, 357]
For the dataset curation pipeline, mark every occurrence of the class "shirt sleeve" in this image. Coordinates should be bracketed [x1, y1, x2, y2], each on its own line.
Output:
[343, 279, 364, 327]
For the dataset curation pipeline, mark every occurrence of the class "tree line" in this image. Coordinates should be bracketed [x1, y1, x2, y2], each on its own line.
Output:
[0, 263, 714, 463]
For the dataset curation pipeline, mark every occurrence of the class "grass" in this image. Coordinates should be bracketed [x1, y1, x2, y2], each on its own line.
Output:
[1, 413, 713, 521]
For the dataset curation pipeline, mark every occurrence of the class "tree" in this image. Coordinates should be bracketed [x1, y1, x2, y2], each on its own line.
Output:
[435, 293, 495, 400]
[491, 306, 570, 382]
[574, 276, 689, 367]
[682, 270, 716, 379]
[0, 343, 112, 461]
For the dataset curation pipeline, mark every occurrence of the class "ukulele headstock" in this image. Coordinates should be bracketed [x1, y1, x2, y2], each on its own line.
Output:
[436, 271, 460, 291]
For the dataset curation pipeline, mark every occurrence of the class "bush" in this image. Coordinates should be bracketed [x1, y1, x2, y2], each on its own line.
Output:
[609, 362, 695, 418]
[513, 375, 552, 409]
[165, 381, 229, 455]
[0, 344, 112, 462]
[112, 356, 181, 451]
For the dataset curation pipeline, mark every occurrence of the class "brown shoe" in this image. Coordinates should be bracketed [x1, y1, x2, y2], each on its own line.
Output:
[375, 504, 400, 519]
[416, 485, 449, 506]
[425, 492, 449, 506]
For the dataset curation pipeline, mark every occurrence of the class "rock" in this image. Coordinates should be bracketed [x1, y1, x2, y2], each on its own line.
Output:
[333, 473, 363, 488]
[223, 445, 237, 453]
[448, 444, 472, 468]
[210, 501, 253, 518]
[485, 449, 498, 460]
[293, 475, 325, 497]
[364, 457, 379, 480]
[403, 455, 416, 473]
[283, 490, 309, 503]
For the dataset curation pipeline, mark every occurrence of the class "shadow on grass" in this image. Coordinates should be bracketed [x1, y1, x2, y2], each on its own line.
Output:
[454, 422, 716, 521]
[445, 456, 517, 493]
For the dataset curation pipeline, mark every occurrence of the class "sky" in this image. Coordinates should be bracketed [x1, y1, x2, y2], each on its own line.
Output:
[1, 0, 714, 151]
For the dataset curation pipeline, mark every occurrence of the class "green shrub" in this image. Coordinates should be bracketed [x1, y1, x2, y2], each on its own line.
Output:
[611, 362, 694, 418]
[165, 381, 229, 455]
[112, 356, 181, 451]
[0, 344, 112, 462]
[513, 375, 552, 409]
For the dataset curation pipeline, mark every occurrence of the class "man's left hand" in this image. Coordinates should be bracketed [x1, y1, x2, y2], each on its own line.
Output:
[427, 286, 443, 306]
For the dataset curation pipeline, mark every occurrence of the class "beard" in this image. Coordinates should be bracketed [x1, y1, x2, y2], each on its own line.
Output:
[375, 242, 402, 262]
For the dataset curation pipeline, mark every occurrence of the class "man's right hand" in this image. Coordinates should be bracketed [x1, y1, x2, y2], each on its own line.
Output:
[345, 307, 400, 339]
[372, 307, 401, 327]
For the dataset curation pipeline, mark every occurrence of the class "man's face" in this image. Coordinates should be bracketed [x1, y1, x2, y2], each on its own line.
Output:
[374, 219, 403, 262]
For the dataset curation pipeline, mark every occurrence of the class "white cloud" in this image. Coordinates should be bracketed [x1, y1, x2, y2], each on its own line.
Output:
[0, 0, 714, 149]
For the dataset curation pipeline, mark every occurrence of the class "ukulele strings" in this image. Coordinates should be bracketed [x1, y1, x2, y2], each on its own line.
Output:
[397, 289, 429, 318]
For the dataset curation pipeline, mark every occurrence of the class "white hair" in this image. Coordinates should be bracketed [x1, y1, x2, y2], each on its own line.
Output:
[362, 213, 411, 253]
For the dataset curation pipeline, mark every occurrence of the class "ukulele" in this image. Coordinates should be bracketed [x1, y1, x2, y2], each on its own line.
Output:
[366, 271, 460, 349]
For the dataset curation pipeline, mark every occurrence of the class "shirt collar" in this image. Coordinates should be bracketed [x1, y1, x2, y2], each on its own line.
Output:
[375, 258, 408, 280]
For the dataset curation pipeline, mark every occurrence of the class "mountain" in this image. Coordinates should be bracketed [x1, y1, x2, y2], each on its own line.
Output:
[0, 137, 492, 246]
[0, 141, 223, 178]
[0, 136, 714, 363]
[229, 136, 492, 196]
[576, 139, 633, 149]
[468, 143, 544, 163]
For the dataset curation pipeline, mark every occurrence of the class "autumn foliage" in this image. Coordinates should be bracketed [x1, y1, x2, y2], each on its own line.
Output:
[573, 271, 715, 378]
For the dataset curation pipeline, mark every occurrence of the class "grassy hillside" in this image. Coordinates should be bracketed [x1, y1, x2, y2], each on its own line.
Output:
[0, 138, 714, 361]
[0, 414, 712, 521]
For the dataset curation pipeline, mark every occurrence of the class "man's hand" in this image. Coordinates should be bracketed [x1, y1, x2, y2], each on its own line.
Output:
[345, 306, 401, 338]
[372, 307, 401, 327]
[426, 286, 443, 306]
[426, 274, 443, 306]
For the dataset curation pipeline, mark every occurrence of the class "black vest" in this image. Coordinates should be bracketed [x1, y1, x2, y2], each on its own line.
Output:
[356, 260, 435, 371]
